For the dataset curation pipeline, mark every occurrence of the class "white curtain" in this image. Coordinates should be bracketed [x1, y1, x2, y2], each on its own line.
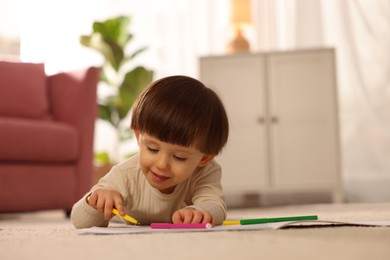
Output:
[324, 0, 390, 201]
[19, 0, 390, 201]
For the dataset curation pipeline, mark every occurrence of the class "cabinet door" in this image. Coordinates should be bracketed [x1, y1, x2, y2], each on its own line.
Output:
[200, 55, 268, 192]
[267, 49, 340, 188]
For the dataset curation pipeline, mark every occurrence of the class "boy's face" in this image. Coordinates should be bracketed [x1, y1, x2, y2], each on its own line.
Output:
[135, 131, 214, 194]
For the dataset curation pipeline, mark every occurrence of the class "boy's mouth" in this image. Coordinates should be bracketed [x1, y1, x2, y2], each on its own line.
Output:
[151, 171, 170, 182]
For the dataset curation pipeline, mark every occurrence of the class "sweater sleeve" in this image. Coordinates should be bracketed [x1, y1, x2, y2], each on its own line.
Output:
[187, 161, 227, 225]
[70, 161, 132, 229]
[70, 193, 109, 229]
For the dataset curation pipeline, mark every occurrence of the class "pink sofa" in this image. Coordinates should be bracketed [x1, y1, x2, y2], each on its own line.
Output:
[0, 61, 99, 214]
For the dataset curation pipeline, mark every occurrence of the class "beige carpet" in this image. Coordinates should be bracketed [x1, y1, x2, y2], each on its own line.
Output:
[1, 203, 390, 260]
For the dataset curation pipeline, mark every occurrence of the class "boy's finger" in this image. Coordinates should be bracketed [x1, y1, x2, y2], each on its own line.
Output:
[191, 211, 203, 224]
[181, 210, 193, 224]
[104, 200, 114, 220]
[172, 211, 183, 224]
[112, 195, 125, 215]
[96, 197, 105, 213]
[86, 193, 97, 208]
[201, 213, 213, 225]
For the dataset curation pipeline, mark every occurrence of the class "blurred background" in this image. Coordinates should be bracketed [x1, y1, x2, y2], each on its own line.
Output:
[1, 0, 389, 204]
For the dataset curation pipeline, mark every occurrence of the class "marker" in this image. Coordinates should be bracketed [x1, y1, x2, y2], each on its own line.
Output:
[150, 223, 212, 229]
[240, 215, 318, 225]
[112, 208, 141, 225]
[223, 220, 240, 225]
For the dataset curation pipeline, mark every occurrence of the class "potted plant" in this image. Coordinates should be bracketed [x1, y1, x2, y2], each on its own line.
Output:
[80, 15, 154, 181]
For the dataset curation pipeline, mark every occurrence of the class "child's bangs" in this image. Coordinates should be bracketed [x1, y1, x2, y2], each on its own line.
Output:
[137, 100, 206, 149]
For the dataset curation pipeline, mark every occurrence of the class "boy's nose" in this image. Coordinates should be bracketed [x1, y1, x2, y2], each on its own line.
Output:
[156, 154, 169, 170]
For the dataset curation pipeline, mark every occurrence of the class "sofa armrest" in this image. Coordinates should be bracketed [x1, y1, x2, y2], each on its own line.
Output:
[48, 66, 100, 198]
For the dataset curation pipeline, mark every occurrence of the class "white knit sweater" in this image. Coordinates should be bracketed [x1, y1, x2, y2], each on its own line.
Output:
[71, 154, 227, 228]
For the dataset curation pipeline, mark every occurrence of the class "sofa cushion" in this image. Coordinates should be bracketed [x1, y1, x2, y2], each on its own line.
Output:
[0, 117, 79, 162]
[0, 62, 50, 119]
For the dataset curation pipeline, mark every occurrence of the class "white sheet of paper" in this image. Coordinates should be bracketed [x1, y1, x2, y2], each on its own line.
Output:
[77, 220, 390, 235]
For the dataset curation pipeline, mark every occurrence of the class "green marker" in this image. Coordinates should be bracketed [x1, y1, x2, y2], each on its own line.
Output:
[240, 215, 318, 225]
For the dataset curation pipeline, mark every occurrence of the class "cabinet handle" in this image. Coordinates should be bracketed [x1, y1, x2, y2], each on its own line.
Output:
[258, 117, 278, 123]
[257, 117, 265, 124]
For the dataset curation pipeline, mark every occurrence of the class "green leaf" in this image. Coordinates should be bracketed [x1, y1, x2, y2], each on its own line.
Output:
[117, 67, 154, 119]
[81, 16, 132, 71]
[98, 104, 113, 125]
[101, 39, 124, 71]
[94, 151, 111, 165]
[92, 16, 131, 47]
[80, 34, 119, 70]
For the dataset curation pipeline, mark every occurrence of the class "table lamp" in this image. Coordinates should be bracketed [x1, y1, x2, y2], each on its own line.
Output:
[227, 0, 252, 54]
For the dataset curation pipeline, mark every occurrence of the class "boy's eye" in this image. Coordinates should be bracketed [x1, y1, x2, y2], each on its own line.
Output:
[147, 146, 159, 153]
[173, 155, 187, 162]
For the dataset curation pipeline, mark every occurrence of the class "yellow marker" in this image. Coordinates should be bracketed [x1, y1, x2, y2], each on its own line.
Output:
[223, 220, 240, 225]
[112, 208, 140, 225]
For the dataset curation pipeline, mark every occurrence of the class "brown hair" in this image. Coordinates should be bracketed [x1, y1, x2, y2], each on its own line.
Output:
[131, 75, 229, 155]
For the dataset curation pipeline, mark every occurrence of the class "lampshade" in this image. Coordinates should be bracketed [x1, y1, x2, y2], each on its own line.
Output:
[231, 0, 251, 26]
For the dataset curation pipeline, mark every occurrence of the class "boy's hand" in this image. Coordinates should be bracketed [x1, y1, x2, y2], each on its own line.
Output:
[87, 188, 125, 221]
[172, 208, 215, 226]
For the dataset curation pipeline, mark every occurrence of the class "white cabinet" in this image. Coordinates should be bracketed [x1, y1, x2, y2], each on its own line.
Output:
[200, 48, 343, 202]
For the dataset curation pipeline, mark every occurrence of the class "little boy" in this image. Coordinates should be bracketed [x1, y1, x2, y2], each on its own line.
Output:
[71, 75, 229, 228]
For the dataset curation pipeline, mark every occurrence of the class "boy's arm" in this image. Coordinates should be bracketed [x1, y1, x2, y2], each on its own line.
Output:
[187, 162, 227, 225]
[70, 193, 109, 229]
[70, 163, 130, 229]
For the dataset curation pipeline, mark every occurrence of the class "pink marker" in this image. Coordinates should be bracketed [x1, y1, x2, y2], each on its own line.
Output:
[150, 223, 212, 229]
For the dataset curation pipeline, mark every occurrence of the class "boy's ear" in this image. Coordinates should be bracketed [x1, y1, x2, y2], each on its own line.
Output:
[198, 154, 215, 167]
